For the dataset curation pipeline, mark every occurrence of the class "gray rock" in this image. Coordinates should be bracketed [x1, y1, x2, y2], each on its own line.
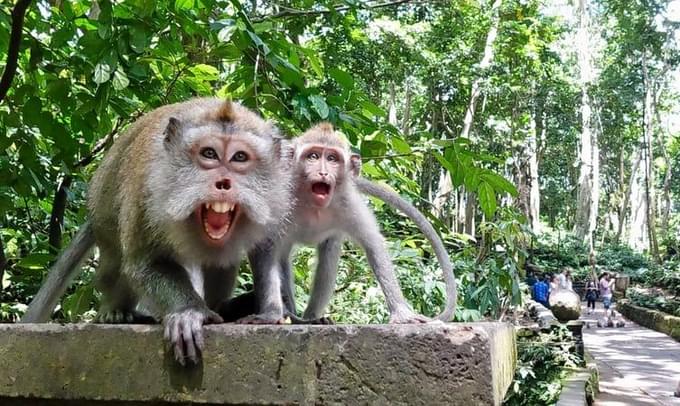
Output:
[549, 288, 582, 322]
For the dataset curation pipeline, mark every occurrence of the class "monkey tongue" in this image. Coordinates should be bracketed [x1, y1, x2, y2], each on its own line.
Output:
[311, 182, 331, 206]
[203, 209, 233, 240]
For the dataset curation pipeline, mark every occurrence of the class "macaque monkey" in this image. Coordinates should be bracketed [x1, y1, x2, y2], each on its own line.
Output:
[246, 123, 456, 324]
[21, 99, 291, 365]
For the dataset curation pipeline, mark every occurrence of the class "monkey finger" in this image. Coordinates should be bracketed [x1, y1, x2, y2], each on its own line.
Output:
[182, 324, 198, 364]
[192, 317, 205, 352]
[205, 309, 223, 324]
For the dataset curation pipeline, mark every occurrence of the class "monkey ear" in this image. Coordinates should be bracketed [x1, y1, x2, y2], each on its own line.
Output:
[164, 117, 182, 151]
[350, 153, 361, 177]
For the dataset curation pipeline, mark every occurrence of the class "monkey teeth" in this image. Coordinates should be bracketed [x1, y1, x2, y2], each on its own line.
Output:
[206, 201, 233, 213]
[200, 202, 236, 241]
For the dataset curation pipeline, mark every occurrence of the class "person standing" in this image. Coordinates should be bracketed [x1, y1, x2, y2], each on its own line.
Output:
[532, 276, 550, 308]
[585, 277, 598, 314]
[599, 272, 615, 316]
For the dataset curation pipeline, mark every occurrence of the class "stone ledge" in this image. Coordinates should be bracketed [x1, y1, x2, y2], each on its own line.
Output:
[0, 322, 515, 405]
[617, 300, 680, 341]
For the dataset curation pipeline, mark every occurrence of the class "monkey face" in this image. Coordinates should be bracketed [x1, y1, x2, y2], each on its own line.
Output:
[151, 114, 289, 251]
[298, 145, 346, 208]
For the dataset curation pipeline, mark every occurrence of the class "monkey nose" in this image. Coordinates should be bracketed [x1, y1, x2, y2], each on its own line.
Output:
[319, 172, 328, 177]
[215, 179, 231, 190]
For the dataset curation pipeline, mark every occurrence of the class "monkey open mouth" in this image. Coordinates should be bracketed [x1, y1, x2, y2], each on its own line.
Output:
[199, 201, 237, 242]
[311, 182, 332, 206]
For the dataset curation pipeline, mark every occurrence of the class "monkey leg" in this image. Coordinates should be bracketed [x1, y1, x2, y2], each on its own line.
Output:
[216, 290, 258, 322]
[280, 255, 297, 315]
[303, 236, 343, 320]
[203, 265, 238, 311]
[95, 250, 147, 324]
[239, 241, 285, 324]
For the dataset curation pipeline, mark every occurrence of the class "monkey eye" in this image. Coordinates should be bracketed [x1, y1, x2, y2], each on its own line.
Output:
[327, 153, 339, 162]
[231, 151, 249, 162]
[200, 147, 219, 160]
[307, 152, 320, 160]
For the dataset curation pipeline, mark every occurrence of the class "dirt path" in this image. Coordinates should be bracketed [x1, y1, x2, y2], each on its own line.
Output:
[581, 303, 680, 405]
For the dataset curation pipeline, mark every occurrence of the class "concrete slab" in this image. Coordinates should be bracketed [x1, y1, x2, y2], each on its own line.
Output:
[0, 322, 516, 405]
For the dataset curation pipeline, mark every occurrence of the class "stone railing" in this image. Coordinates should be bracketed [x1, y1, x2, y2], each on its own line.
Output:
[617, 300, 680, 341]
[0, 322, 516, 405]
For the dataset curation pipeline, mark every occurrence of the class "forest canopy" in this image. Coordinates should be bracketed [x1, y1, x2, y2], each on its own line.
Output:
[0, 0, 679, 324]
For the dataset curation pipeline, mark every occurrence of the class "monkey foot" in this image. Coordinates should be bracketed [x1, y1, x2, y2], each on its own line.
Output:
[236, 314, 286, 325]
[163, 307, 223, 366]
[95, 309, 156, 324]
[291, 314, 335, 325]
[389, 311, 431, 324]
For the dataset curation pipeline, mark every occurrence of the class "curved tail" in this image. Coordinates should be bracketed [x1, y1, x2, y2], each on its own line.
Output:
[355, 178, 456, 322]
[20, 221, 95, 323]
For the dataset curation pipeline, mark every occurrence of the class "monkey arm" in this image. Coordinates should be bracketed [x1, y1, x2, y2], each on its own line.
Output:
[21, 221, 95, 323]
[124, 258, 222, 365]
[303, 236, 343, 320]
[355, 178, 457, 322]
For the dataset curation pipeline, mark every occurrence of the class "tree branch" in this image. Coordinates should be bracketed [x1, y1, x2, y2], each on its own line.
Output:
[0, 0, 33, 103]
[252, 0, 414, 22]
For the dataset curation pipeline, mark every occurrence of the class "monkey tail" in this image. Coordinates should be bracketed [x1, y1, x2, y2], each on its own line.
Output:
[355, 178, 456, 322]
[20, 221, 95, 323]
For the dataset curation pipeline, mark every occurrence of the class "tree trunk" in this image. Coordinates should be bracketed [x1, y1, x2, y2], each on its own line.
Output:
[0, 232, 6, 293]
[641, 51, 660, 262]
[402, 83, 412, 137]
[616, 147, 641, 243]
[572, 0, 599, 250]
[48, 175, 72, 253]
[433, 0, 503, 222]
[388, 81, 398, 127]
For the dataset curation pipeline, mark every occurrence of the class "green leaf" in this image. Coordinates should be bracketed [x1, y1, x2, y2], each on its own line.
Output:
[361, 140, 388, 158]
[329, 67, 354, 89]
[480, 171, 518, 197]
[391, 136, 412, 154]
[112, 69, 130, 91]
[93, 63, 112, 84]
[175, 0, 195, 10]
[360, 100, 386, 118]
[17, 253, 53, 269]
[129, 26, 148, 53]
[189, 64, 220, 80]
[478, 182, 497, 218]
[308, 94, 330, 119]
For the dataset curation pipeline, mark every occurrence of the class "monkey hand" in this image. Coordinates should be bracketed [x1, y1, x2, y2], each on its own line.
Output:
[236, 312, 286, 325]
[163, 307, 223, 366]
[389, 309, 431, 324]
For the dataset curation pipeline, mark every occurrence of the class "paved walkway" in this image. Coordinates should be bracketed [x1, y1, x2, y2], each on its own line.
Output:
[581, 303, 680, 405]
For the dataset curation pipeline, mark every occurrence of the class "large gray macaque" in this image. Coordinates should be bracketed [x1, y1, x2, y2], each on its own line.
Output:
[21, 98, 291, 365]
[245, 123, 457, 324]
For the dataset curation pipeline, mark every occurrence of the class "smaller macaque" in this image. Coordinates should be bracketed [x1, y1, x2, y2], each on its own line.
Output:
[244, 123, 456, 324]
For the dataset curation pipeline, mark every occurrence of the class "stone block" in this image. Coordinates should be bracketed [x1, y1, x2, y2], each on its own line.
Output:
[0, 323, 516, 405]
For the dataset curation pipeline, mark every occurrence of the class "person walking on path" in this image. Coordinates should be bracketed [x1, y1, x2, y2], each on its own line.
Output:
[585, 277, 598, 314]
[599, 272, 615, 316]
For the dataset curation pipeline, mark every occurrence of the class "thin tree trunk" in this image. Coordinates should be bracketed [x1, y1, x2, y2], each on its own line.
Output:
[573, 0, 599, 250]
[48, 175, 72, 253]
[616, 148, 642, 243]
[0, 232, 6, 293]
[402, 83, 412, 136]
[641, 52, 660, 262]
[433, 0, 503, 220]
[388, 81, 398, 126]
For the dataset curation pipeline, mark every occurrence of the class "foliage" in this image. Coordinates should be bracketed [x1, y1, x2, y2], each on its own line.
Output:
[0, 1, 526, 321]
[504, 326, 583, 406]
[629, 287, 680, 316]
[530, 229, 589, 275]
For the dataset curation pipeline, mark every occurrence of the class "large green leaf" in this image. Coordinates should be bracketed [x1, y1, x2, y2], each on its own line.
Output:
[478, 182, 497, 218]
